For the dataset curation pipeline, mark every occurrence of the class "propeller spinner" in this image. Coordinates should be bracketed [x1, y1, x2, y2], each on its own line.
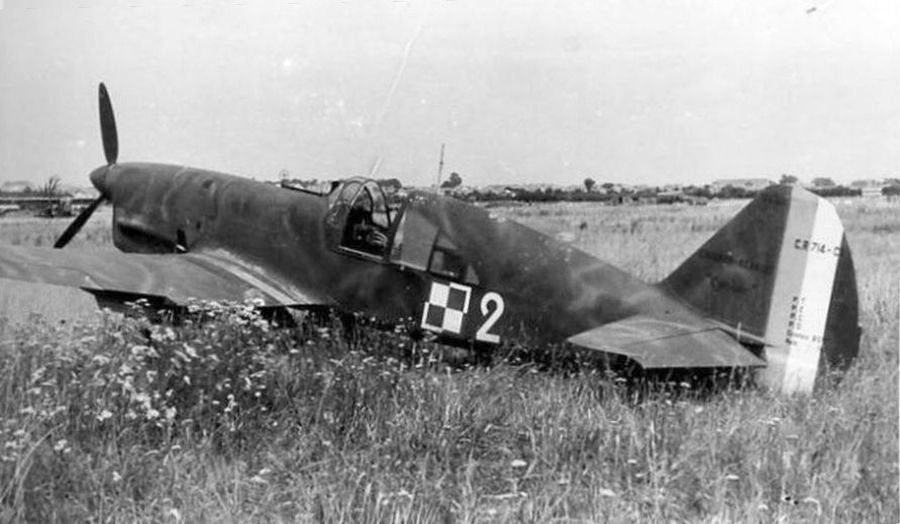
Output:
[54, 83, 116, 249]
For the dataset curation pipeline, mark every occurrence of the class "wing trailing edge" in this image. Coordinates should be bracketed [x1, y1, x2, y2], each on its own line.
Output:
[567, 315, 765, 369]
[0, 246, 330, 308]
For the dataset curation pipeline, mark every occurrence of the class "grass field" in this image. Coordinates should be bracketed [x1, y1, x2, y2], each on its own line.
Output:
[0, 199, 896, 522]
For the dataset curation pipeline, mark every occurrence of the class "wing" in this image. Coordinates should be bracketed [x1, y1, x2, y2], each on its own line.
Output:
[0, 245, 330, 307]
[567, 315, 765, 368]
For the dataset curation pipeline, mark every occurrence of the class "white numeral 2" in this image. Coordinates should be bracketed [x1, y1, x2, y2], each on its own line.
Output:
[475, 292, 505, 343]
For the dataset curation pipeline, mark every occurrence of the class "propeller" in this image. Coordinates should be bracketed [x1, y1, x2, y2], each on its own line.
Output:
[54, 83, 117, 249]
[53, 195, 105, 248]
[99, 83, 118, 165]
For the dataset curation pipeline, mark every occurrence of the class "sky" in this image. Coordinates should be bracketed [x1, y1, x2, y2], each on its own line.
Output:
[0, 0, 897, 188]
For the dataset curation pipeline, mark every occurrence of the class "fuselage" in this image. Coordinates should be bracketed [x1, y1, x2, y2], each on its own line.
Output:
[91, 162, 700, 346]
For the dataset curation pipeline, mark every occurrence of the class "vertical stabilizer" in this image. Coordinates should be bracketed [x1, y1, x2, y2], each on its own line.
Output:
[662, 185, 859, 393]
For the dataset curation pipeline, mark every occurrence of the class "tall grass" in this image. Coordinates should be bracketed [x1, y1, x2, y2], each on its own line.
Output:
[0, 200, 896, 522]
[0, 211, 113, 251]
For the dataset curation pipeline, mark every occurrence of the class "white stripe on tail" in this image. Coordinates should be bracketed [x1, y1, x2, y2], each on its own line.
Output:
[759, 193, 844, 393]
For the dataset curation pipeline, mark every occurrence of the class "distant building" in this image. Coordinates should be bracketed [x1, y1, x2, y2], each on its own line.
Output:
[861, 186, 885, 198]
[684, 195, 710, 206]
[850, 179, 887, 198]
[503, 183, 557, 192]
[442, 185, 476, 197]
[656, 190, 684, 204]
[70, 188, 101, 200]
[710, 178, 774, 194]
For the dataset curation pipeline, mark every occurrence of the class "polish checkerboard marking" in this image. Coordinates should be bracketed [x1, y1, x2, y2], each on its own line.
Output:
[421, 281, 472, 334]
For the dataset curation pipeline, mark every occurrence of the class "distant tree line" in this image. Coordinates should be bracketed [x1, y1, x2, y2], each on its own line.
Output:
[451, 181, 900, 204]
[456, 184, 716, 204]
[275, 168, 900, 204]
[807, 186, 862, 198]
[881, 178, 900, 197]
[0, 176, 65, 197]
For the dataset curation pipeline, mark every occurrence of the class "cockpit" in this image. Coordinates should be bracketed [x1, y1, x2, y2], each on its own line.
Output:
[325, 178, 394, 257]
[324, 177, 481, 285]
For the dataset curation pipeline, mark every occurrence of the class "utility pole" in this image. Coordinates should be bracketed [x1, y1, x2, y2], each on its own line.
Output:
[436, 143, 445, 190]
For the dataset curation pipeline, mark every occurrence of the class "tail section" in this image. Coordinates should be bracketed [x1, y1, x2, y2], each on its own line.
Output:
[662, 185, 860, 393]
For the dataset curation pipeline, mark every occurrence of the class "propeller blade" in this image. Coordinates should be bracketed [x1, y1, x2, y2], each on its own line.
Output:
[99, 83, 118, 165]
[53, 195, 105, 249]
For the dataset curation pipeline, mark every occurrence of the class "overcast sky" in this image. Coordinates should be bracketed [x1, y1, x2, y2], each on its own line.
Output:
[1, 0, 897, 188]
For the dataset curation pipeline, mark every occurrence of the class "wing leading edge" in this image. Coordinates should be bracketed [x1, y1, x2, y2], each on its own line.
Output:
[567, 315, 766, 369]
[0, 245, 329, 307]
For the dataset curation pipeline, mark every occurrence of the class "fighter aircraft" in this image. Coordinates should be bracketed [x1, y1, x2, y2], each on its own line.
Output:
[0, 84, 860, 394]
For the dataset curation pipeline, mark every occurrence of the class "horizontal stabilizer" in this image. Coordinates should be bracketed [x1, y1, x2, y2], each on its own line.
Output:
[567, 316, 766, 369]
